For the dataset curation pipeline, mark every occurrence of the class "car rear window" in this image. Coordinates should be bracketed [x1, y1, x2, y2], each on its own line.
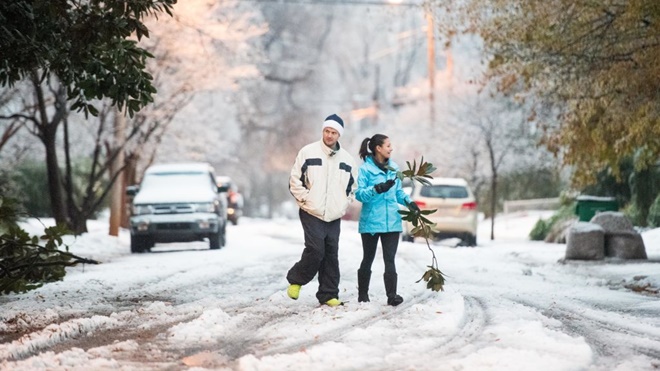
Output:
[419, 185, 469, 199]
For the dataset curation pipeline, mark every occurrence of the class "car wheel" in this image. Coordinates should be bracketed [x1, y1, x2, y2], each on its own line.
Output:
[401, 233, 414, 243]
[467, 233, 477, 247]
[209, 231, 221, 250]
[130, 235, 146, 253]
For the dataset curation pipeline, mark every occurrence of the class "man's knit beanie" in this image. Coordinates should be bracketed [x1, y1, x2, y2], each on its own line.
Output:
[322, 114, 344, 136]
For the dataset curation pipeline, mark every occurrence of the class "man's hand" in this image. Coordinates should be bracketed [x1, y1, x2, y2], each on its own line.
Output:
[408, 201, 420, 212]
[374, 179, 395, 194]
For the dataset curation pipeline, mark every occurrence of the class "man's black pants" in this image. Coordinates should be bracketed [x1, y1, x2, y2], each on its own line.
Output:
[287, 209, 341, 303]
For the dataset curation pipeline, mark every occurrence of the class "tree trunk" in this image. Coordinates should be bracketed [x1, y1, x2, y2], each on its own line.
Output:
[32, 71, 68, 227]
[68, 212, 88, 235]
[121, 155, 138, 228]
[109, 109, 126, 236]
[43, 129, 68, 226]
[487, 136, 497, 241]
[62, 115, 78, 232]
[490, 172, 497, 241]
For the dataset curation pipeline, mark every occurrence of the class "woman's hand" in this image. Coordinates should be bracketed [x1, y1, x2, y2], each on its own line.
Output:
[374, 179, 395, 194]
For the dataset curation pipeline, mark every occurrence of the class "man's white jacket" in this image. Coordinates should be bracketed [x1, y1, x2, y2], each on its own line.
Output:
[289, 140, 357, 222]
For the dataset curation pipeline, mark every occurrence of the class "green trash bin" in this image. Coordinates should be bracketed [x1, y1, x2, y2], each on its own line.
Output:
[575, 195, 618, 222]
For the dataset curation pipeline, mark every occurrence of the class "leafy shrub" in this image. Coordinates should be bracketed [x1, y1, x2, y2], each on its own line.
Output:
[529, 219, 549, 241]
[623, 201, 644, 227]
[528, 200, 577, 241]
[10, 161, 52, 217]
[6, 158, 111, 220]
[0, 197, 21, 235]
[649, 195, 660, 228]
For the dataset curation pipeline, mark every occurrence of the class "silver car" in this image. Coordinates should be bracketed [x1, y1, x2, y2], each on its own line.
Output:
[127, 163, 228, 253]
[402, 177, 478, 246]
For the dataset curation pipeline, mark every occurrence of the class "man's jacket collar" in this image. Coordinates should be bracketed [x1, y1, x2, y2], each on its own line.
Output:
[319, 140, 341, 157]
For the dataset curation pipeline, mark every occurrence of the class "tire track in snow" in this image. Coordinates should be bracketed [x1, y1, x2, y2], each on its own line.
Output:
[239, 293, 488, 369]
[505, 295, 660, 362]
[429, 295, 490, 356]
[128, 289, 437, 368]
[373, 295, 490, 371]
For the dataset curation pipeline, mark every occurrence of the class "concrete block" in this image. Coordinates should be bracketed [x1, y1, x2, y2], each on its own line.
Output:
[566, 222, 605, 260]
[590, 212, 634, 234]
[605, 232, 648, 259]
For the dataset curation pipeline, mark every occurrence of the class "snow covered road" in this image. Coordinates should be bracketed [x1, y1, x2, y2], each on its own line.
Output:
[1, 213, 660, 370]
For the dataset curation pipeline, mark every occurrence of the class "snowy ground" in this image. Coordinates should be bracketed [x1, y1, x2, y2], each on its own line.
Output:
[1, 211, 660, 371]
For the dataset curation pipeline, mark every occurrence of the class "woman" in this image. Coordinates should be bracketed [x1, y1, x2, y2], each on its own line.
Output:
[355, 134, 419, 306]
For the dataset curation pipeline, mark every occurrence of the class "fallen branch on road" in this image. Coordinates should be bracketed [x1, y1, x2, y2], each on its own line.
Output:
[390, 158, 446, 292]
[0, 198, 100, 295]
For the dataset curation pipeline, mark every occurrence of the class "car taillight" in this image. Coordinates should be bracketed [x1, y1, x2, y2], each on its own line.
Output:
[461, 202, 477, 210]
[414, 201, 426, 208]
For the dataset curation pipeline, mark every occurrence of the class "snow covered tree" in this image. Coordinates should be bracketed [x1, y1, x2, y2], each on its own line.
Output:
[1, 1, 265, 232]
[140, 0, 265, 166]
[229, 4, 334, 217]
[0, 0, 177, 228]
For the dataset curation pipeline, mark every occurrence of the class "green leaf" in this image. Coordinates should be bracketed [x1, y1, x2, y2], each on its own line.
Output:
[415, 177, 432, 186]
[420, 216, 434, 225]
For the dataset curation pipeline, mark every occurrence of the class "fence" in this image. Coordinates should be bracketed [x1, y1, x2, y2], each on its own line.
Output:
[503, 197, 560, 214]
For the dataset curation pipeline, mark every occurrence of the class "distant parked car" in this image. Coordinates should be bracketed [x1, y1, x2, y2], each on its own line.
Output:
[402, 177, 478, 246]
[127, 163, 228, 253]
[215, 176, 244, 225]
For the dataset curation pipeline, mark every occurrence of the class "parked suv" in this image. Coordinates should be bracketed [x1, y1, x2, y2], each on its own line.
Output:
[402, 177, 478, 246]
[215, 176, 244, 225]
[127, 163, 228, 253]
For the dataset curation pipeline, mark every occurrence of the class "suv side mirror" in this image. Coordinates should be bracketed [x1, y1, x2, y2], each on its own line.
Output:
[217, 185, 229, 193]
[126, 185, 139, 196]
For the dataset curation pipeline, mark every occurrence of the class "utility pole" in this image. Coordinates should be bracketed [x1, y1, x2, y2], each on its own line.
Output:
[109, 108, 125, 236]
[425, 6, 436, 126]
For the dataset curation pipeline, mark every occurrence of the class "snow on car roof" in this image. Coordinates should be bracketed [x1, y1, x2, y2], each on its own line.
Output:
[145, 162, 214, 175]
[425, 177, 469, 186]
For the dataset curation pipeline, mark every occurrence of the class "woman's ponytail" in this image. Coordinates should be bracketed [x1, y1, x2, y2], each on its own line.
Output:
[359, 137, 371, 160]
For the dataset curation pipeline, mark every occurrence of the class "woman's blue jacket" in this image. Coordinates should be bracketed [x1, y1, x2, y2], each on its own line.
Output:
[356, 156, 412, 234]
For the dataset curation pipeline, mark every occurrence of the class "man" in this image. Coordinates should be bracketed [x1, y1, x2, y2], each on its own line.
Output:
[286, 114, 357, 307]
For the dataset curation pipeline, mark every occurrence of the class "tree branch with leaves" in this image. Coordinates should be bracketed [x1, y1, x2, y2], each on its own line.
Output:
[0, 197, 100, 295]
[390, 158, 447, 292]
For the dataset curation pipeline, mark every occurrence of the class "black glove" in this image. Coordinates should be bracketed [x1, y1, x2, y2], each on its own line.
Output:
[408, 202, 420, 212]
[374, 179, 395, 194]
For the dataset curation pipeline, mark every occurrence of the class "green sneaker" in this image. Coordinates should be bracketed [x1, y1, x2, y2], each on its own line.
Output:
[287, 284, 301, 300]
[324, 298, 343, 307]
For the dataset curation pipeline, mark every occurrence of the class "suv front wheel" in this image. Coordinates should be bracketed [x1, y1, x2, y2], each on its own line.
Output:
[131, 235, 151, 253]
[209, 230, 223, 250]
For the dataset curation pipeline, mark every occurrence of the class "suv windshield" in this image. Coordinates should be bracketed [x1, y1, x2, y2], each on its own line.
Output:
[141, 172, 213, 192]
[420, 185, 468, 199]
